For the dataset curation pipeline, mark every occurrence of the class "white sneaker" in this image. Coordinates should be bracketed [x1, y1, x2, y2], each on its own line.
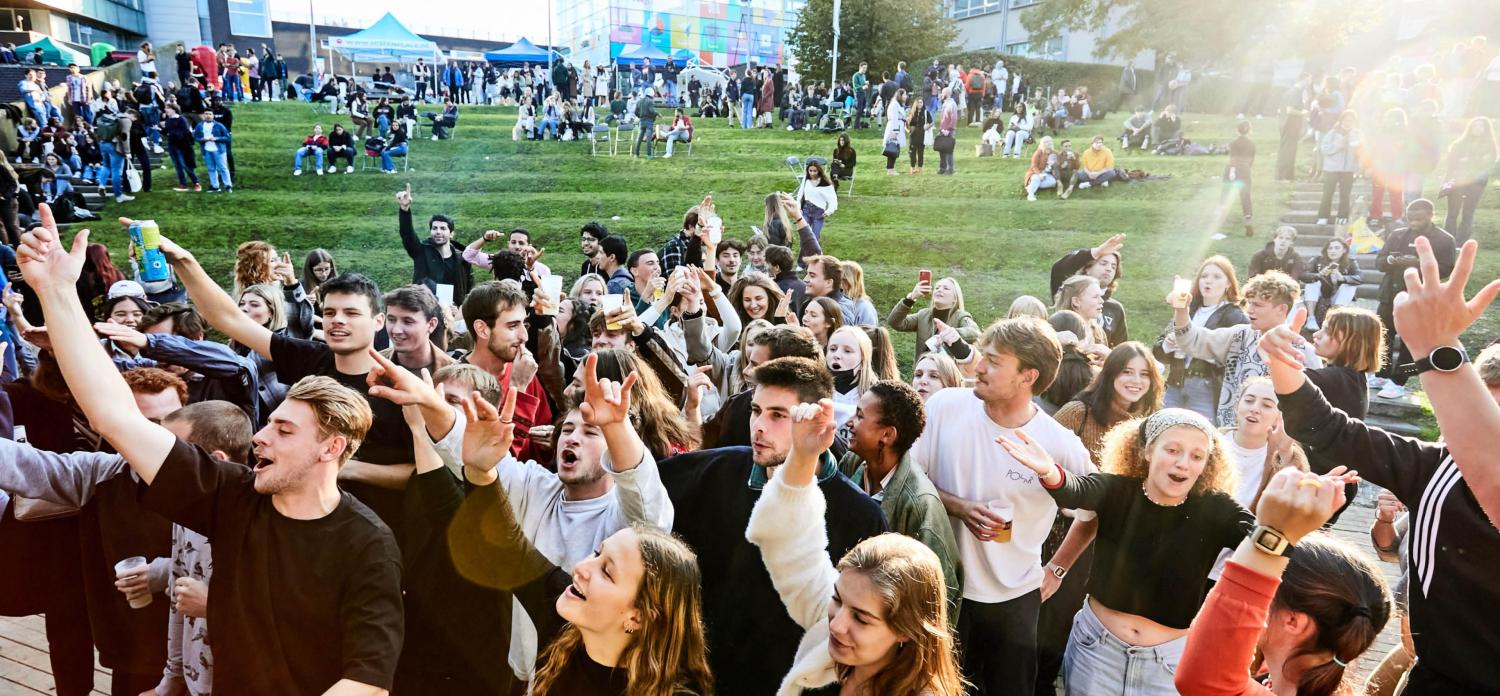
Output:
[431, 135, 439, 141]
[152, 144, 164, 154]
[1316, 218, 1329, 225]
[345, 166, 353, 173]
[317, 168, 323, 176]
[115, 194, 134, 203]
[1367, 375, 1388, 389]
[1078, 182, 1091, 189]
[1101, 181, 1109, 188]
[1377, 381, 1407, 400]
[662, 153, 672, 158]
[1027, 193, 1037, 201]
[294, 169, 302, 176]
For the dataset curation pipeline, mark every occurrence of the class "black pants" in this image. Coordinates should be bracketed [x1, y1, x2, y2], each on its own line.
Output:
[1276, 112, 1304, 180]
[416, 80, 427, 100]
[1377, 300, 1411, 384]
[1225, 165, 1253, 220]
[111, 670, 160, 696]
[939, 148, 955, 175]
[1318, 171, 1354, 219]
[1444, 179, 1485, 244]
[886, 150, 898, 170]
[967, 96, 982, 124]
[328, 148, 356, 168]
[910, 139, 926, 168]
[959, 590, 1041, 695]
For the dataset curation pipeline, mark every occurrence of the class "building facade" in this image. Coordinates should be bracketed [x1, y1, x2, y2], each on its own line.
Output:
[0, 0, 146, 50]
[555, 0, 804, 69]
[947, 0, 1127, 65]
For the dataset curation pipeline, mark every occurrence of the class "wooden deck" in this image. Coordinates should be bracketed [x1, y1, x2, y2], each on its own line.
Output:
[0, 501, 1403, 694]
[0, 615, 109, 695]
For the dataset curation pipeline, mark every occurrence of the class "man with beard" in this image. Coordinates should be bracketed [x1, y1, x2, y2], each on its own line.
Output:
[15, 211, 457, 696]
[459, 280, 562, 460]
[396, 183, 473, 300]
[437, 350, 673, 687]
[659, 356, 886, 696]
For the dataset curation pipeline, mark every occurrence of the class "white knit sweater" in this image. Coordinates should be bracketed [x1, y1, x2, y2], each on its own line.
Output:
[746, 467, 842, 695]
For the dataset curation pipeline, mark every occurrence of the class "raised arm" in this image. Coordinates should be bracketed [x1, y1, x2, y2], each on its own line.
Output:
[395, 184, 421, 261]
[1392, 237, 1500, 522]
[18, 208, 176, 482]
[147, 221, 273, 360]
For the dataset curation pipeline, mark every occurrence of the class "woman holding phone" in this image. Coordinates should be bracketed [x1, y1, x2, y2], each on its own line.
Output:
[795, 161, 838, 247]
[887, 272, 980, 362]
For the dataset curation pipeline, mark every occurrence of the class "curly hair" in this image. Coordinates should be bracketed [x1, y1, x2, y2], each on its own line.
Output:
[122, 367, 188, 404]
[1243, 270, 1301, 311]
[1098, 414, 1236, 497]
[233, 241, 275, 297]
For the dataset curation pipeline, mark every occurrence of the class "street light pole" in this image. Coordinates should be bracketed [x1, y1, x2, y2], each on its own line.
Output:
[307, 0, 318, 81]
[547, 0, 554, 88]
[831, 0, 841, 85]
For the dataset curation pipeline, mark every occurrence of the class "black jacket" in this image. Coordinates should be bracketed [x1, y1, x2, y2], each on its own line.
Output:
[1248, 243, 1304, 279]
[1377, 224, 1456, 306]
[397, 208, 473, 299]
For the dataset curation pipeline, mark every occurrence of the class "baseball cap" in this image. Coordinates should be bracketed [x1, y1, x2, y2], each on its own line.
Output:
[107, 280, 157, 307]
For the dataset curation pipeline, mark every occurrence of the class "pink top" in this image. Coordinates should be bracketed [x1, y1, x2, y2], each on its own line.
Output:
[1176, 560, 1280, 696]
[939, 100, 958, 133]
[461, 247, 551, 279]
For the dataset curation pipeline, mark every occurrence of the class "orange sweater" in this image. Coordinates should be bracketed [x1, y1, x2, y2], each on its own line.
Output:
[1175, 561, 1280, 696]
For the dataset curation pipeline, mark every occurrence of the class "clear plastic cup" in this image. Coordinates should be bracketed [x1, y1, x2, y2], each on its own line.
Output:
[540, 276, 564, 315]
[1171, 276, 1193, 309]
[601, 293, 624, 330]
[113, 556, 152, 609]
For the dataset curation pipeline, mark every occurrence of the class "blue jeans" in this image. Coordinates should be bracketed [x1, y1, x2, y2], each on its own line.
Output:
[1062, 600, 1185, 696]
[168, 144, 198, 185]
[100, 142, 125, 197]
[741, 93, 755, 129]
[294, 146, 325, 172]
[140, 105, 161, 144]
[381, 143, 408, 171]
[538, 117, 559, 139]
[663, 130, 690, 156]
[377, 114, 389, 138]
[1161, 375, 1217, 421]
[203, 147, 231, 189]
[23, 96, 45, 125]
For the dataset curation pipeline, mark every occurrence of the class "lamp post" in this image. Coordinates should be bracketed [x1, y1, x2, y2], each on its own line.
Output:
[307, 0, 318, 81]
[831, 0, 841, 85]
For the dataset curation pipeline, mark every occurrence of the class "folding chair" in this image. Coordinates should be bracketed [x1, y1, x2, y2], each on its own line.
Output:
[590, 124, 612, 156]
[361, 147, 410, 173]
[613, 121, 636, 156]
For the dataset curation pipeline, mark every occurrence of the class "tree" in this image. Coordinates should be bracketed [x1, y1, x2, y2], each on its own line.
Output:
[1019, 0, 1384, 69]
[786, 0, 957, 83]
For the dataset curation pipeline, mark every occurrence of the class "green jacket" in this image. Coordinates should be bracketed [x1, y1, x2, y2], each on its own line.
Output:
[886, 300, 981, 362]
[840, 452, 964, 620]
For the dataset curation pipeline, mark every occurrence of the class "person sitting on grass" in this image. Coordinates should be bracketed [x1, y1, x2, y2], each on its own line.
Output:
[1250, 226, 1306, 280]
[1055, 139, 1082, 199]
[1153, 103, 1184, 151]
[1002, 101, 1033, 158]
[1121, 107, 1152, 150]
[1299, 237, 1362, 330]
[1024, 135, 1059, 201]
[1072, 135, 1118, 192]
[292, 124, 327, 176]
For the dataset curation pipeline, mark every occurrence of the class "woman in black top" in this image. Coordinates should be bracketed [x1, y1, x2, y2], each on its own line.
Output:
[906, 96, 928, 175]
[830, 132, 856, 190]
[1001, 408, 1252, 695]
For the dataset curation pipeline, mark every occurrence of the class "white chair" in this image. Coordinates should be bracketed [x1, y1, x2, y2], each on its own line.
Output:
[613, 121, 636, 156]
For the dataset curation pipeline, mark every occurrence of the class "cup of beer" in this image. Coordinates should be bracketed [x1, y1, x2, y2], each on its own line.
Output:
[113, 556, 152, 609]
[601, 293, 625, 330]
[986, 499, 1014, 543]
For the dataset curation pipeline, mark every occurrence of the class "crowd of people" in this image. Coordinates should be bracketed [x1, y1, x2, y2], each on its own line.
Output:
[1, 31, 1499, 696]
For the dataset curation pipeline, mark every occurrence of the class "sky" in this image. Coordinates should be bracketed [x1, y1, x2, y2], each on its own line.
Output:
[269, 0, 552, 43]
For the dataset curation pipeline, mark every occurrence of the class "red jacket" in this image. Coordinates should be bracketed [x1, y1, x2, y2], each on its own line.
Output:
[1176, 561, 1279, 696]
[301, 134, 328, 149]
[672, 114, 693, 140]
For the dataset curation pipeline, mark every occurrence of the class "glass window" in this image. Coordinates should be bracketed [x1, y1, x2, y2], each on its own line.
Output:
[1009, 0, 1041, 7]
[1006, 37, 1064, 61]
[228, 0, 272, 38]
[948, 0, 1004, 19]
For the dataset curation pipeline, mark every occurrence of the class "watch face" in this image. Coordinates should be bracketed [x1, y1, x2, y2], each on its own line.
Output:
[1431, 346, 1466, 371]
[1254, 528, 1286, 553]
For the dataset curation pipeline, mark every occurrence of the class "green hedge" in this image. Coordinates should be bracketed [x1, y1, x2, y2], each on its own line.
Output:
[920, 49, 1280, 116]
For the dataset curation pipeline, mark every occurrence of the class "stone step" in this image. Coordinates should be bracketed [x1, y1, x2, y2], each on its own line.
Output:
[1294, 181, 1373, 194]
[1366, 412, 1424, 438]
[1369, 392, 1425, 420]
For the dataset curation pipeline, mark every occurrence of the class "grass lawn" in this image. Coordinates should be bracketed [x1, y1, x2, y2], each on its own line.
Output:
[115, 101, 1500, 369]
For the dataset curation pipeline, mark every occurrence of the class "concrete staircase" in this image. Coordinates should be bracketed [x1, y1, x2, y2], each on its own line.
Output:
[1278, 179, 1427, 439]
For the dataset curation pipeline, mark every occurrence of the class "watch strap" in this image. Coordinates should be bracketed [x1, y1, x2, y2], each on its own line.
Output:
[1396, 345, 1468, 380]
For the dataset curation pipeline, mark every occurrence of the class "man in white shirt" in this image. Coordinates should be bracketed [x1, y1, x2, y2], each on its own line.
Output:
[912, 317, 1095, 695]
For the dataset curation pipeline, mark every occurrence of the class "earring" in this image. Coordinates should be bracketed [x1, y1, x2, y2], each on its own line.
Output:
[625, 626, 636, 635]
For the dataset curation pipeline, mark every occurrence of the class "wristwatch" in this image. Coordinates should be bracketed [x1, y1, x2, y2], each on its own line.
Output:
[1396, 345, 1469, 380]
[1045, 562, 1067, 579]
[1249, 525, 1295, 557]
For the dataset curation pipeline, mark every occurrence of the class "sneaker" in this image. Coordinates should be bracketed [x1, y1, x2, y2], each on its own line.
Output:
[152, 144, 164, 154]
[1367, 374, 1388, 389]
[345, 166, 353, 173]
[317, 168, 323, 176]
[662, 153, 672, 158]
[431, 135, 439, 141]
[328, 166, 338, 173]
[1078, 182, 1091, 189]
[173, 185, 190, 192]
[1316, 218, 1329, 226]
[115, 194, 134, 203]
[208, 187, 221, 193]
[226, 187, 233, 194]
[193, 183, 202, 192]
[294, 169, 302, 176]
[1100, 181, 1109, 187]
[1377, 381, 1408, 400]
[1027, 193, 1037, 201]
[786, 125, 793, 131]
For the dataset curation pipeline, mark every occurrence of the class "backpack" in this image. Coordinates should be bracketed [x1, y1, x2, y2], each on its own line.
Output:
[133, 83, 156, 106]
[94, 111, 121, 143]
[968, 72, 984, 90]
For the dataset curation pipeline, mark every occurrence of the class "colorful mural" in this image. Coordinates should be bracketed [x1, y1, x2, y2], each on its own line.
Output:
[559, 0, 802, 68]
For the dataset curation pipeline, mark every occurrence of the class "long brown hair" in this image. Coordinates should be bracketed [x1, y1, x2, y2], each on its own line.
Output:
[1190, 255, 1242, 310]
[727, 272, 785, 327]
[234, 240, 275, 297]
[1074, 342, 1162, 424]
[833, 534, 966, 696]
[1320, 307, 1385, 374]
[587, 349, 698, 454]
[531, 525, 714, 696]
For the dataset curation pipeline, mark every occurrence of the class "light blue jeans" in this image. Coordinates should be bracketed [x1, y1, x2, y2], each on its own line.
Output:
[100, 142, 125, 197]
[294, 146, 325, 172]
[663, 130, 690, 156]
[1063, 599, 1185, 696]
[1162, 375, 1217, 421]
[203, 148, 231, 190]
[1027, 172, 1058, 196]
[741, 93, 755, 129]
[381, 143, 408, 171]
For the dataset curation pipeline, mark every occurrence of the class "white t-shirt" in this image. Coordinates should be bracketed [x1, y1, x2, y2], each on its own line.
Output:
[1228, 439, 1268, 507]
[912, 388, 1096, 603]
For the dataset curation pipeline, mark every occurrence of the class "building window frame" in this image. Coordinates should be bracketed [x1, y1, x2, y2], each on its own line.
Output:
[947, 0, 1004, 20]
[1005, 36, 1066, 61]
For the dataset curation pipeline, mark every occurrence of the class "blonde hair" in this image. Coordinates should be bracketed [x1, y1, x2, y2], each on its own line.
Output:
[1320, 307, 1385, 374]
[841, 260, 870, 301]
[532, 525, 714, 696]
[1053, 275, 1100, 315]
[914, 353, 964, 389]
[1243, 271, 1301, 310]
[285, 376, 373, 465]
[935, 277, 966, 312]
[830, 325, 877, 395]
[569, 273, 607, 300]
[732, 319, 775, 393]
[1478, 343, 1500, 388]
[1099, 415, 1236, 497]
[432, 364, 502, 406]
[1230, 377, 1311, 512]
[1007, 295, 1049, 320]
[834, 534, 966, 696]
[239, 284, 286, 332]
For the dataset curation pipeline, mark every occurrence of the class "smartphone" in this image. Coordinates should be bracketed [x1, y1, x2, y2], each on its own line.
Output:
[919, 270, 932, 285]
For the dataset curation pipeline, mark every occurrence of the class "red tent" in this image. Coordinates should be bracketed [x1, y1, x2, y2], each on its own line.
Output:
[191, 45, 219, 89]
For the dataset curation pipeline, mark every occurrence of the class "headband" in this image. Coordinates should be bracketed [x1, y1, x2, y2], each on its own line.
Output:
[1140, 409, 1219, 454]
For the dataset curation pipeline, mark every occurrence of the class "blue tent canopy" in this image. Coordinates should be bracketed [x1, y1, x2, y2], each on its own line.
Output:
[614, 43, 677, 66]
[484, 38, 561, 66]
[328, 12, 440, 64]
